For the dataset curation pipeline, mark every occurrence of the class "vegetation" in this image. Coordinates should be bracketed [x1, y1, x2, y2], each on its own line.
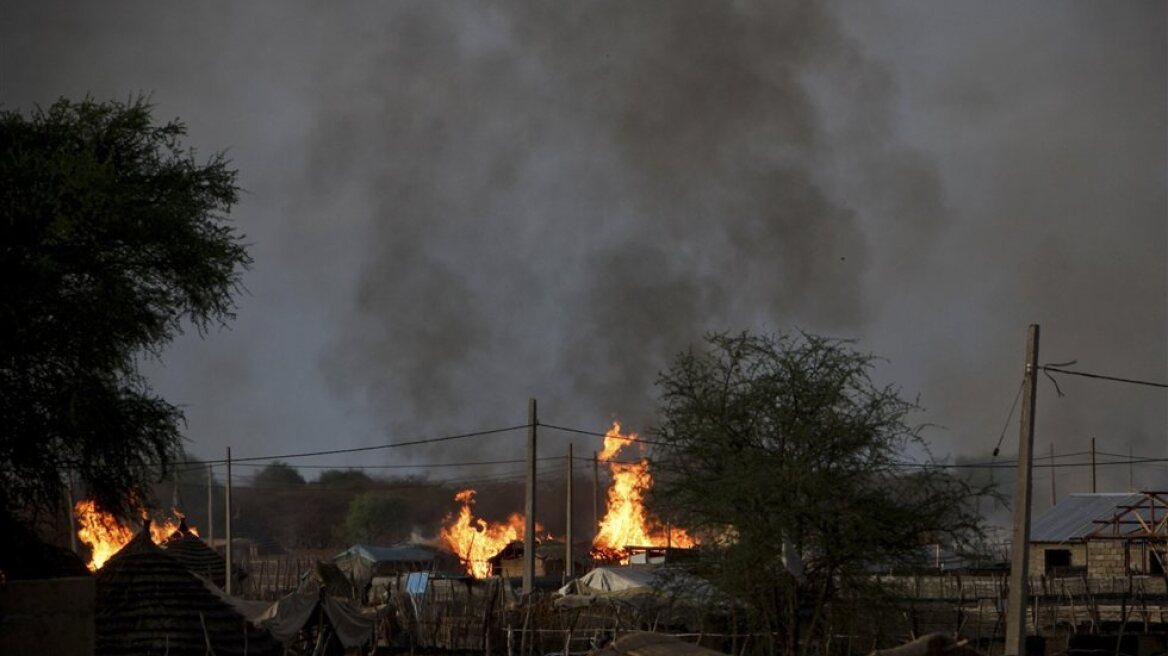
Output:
[0, 97, 250, 523]
[648, 331, 988, 656]
[250, 461, 306, 488]
[315, 469, 375, 489]
[336, 490, 413, 545]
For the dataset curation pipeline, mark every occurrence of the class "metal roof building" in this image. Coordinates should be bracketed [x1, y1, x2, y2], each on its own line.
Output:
[1028, 492, 1168, 577]
[1030, 493, 1144, 543]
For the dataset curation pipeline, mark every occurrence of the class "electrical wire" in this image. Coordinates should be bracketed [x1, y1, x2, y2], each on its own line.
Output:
[539, 422, 673, 447]
[171, 454, 633, 477]
[991, 378, 1025, 457]
[1040, 365, 1168, 390]
[177, 424, 529, 466]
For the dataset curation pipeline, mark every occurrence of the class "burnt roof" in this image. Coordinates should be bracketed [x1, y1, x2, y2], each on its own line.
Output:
[96, 522, 281, 656]
[161, 518, 238, 589]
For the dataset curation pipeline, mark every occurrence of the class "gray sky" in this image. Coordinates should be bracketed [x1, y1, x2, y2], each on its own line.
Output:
[2, 2, 1164, 508]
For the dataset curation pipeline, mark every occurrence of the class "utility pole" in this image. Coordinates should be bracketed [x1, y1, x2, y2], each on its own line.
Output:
[593, 451, 600, 532]
[1006, 324, 1040, 656]
[566, 442, 574, 578]
[65, 471, 77, 553]
[207, 464, 214, 547]
[225, 447, 233, 596]
[1049, 444, 1056, 507]
[1091, 437, 1097, 493]
[523, 399, 537, 595]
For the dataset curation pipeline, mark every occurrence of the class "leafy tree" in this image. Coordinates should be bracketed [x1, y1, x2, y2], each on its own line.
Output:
[648, 332, 986, 656]
[315, 469, 375, 489]
[251, 461, 306, 488]
[0, 98, 249, 522]
[337, 490, 412, 545]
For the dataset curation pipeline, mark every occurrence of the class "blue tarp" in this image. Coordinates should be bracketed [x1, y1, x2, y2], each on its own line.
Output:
[405, 571, 429, 596]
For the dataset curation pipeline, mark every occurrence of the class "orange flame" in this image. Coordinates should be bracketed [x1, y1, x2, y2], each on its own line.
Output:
[593, 422, 694, 558]
[436, 421, 695, 575]
[73, 500, 195, 571]
[438, 489, 527, 578]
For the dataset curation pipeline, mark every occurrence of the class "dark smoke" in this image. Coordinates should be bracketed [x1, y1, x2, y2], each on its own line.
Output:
[1, 2, 1163, 520]
[311, 2, 885, 440]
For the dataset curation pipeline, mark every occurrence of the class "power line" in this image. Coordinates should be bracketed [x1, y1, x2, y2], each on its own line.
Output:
[991, 378, 1026, 457]
[178, 424, 530, 466]
[172, 454, 634, 477]
[540, 423, 673, 447]
[1040, 365, 1168, 390]
[180, 456, 536, 473]
[172, 464, 574, 491]
[894, 455, 1168, 471]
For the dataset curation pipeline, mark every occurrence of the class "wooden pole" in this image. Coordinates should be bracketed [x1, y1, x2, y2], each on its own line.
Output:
[1006, 324, 1040, 656]
[226, 447, 233, 596]
[593, 451, 600, 533]
[207, 464, 214, 547]
[566, 442, 574, 578]
[523, 399, 537, 594]
[65, 471, 77, 553]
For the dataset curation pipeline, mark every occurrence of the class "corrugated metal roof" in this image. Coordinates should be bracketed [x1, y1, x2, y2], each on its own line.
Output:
[1030, 493, 1144, 542]
[337, 543, 443, 563]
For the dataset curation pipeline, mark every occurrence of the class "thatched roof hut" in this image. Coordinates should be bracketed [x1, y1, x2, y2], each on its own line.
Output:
[161, 518, 243, 589]
[0, 511, 89, 581]
[95, 521, 281, 656]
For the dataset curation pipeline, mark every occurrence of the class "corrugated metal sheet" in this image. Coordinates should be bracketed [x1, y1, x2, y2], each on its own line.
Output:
[338, 543, 444, 564]
[1030, 493, 1143, 542]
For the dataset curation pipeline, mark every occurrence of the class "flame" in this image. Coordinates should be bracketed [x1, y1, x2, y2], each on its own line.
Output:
[73, 500, 195, 571]
[435, 421, 696, 576]
[439, 489, 527, 578]
[593, 422, 694, 559]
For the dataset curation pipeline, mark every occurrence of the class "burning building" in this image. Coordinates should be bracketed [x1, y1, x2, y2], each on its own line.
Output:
[73, 500, 189, 572]
[592, 422, 694, 560]
[161, 517, 244, 590]
[488, 540, 591, 578]
[438, 421, 697, 578]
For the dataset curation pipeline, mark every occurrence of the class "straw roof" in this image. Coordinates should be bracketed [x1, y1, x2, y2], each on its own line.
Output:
[95, 521, 281, 656]
[0, 511, 89, 581]
[161, 518, 239, 589]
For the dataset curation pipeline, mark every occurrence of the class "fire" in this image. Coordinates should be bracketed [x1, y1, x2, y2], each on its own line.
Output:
[435, 421, 695, 576]
[73, 500, 195, 571]
[439, 489, 527, 578]
[593, 422, 694, 558]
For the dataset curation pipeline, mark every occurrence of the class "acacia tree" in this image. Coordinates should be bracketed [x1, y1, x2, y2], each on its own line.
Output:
[648, 332, 986, 656]
[0, 97, 250, 524]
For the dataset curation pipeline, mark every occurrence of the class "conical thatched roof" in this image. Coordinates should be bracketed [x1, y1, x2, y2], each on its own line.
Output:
[96, 521, 281, 656]
[161, 518, 237, 589]
[0, 510, 89, 581]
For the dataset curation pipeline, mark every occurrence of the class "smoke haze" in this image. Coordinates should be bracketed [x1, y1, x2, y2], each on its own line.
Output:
[2, 1, 1164, 517]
